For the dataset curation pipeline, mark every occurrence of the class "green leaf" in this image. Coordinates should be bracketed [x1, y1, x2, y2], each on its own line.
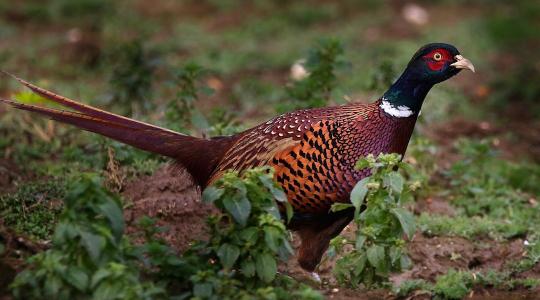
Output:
[241, 259, 256, 277]
[284, 201, 294, 223]
[239, 227, 259, 244]
[271, 187, 288, 203]
[44, 275, 62, 297]
[383, 172, 404, 194]
[98, 200, 124, 240]
[202, 186, 224, 203]
[353, 253, 367, 276]
[190, 109, 210, 131]
[217, 243, 240, 269]
[64, 267, 89, 291]
[93, 282, 118, 300]
[391, 207, 416, 239]
[266, 205, 281, 220]
[264, 227, 281, 252]
[400, 254, 412, 269]
[193, 283, 213, 298]
[80, 231, 105, 262]
[355, 158, 371, 170]
[398, 161, 415, 175]
[278, 240, 294, 260]
[366, 245, 386, 272]
[91, 269, 111, 288]
[350, 178, 369, 218]
[389, 246, 402, 264]
[222, 191, 251, 226]
[259, 174, 287, 202]
[330, 202, 354, 212]
[255, 252, 277, 282]
[355, 234, 367, 249]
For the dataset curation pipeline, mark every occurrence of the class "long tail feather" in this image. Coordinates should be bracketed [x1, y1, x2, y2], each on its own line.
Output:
[0, 99, 184, 157]
[1, 71, 182, 134]
[0, 73, 237, 186]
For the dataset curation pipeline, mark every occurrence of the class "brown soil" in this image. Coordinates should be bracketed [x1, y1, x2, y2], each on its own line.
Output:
[414, 196, 456, 217]
[402, 235, 525, 282]
[122, 164, 217, 252]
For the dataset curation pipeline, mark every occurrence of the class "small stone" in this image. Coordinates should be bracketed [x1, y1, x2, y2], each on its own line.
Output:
[311, 272, 321, 283]
[291, 59, 309, 81]
[402, 3, 429, 26]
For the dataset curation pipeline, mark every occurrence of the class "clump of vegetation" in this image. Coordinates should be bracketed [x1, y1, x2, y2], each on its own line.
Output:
[418, 139, 540, 241]
[10, 174, 163, 299]
[108, 40, 158, 116]
[366, 59, 398, 93]
[393, 278, 432, 298]
[511, 237, 540, 273]
[280, 38, 347, 112]
[10, 169, 320, 299]
[329, 153, 417, 288]
[395, 268, 540, 299]
[433, 269, 474, 299]
[0, 180, 66, 240]
[205, 108, 245, 136]
[192, 166, 301, 298]
[165, 62, 213, 133]
[164, 62, 243, 137]
[396, 270, 474, 300]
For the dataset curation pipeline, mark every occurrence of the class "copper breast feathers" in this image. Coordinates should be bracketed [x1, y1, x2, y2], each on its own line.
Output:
[210, 100, 417, 213]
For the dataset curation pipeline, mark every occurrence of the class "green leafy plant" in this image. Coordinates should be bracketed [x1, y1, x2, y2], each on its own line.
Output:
[394, 268, 540, 299]
[10, 174, 164, 299]
[143, 166, 318, 299]
[280, 38, 347, 112]
[165, 62, 244, 137]
[0, 180, 66, 240]
[109, 40, 158, 116]
[329, 153, 417, 288]
[392, 279, 431, 298]
[366, 59, 398, 93]
[419, 139, 540, 241]
[165, 62, 214, 133]
[197, 167, 293, 284]
[433, 269, 474, 299]
[10, 168, 320, 299]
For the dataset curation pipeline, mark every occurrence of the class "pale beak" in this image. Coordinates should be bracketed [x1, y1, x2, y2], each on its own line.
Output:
[450, 55, 475, 73]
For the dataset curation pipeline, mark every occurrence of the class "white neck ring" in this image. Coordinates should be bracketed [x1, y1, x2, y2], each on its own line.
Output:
[379, 99, 414, 118]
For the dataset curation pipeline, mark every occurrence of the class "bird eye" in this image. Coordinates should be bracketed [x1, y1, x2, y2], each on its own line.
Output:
[433, 52, 443, 61]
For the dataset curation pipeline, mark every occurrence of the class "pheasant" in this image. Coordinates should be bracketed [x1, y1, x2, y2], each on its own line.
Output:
[1, 43, 474, 273]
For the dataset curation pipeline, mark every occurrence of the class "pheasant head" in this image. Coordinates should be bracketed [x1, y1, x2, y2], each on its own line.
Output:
[381, 43, 475, 117]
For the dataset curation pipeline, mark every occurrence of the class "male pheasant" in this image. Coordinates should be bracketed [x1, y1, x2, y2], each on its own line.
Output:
[1, 43, 474, 273]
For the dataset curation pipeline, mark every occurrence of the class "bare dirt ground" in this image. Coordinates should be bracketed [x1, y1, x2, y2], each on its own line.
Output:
[123, 164, 217, 252]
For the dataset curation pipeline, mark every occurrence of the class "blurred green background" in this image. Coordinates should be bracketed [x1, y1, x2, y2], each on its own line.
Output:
[0, 0, 538, 125]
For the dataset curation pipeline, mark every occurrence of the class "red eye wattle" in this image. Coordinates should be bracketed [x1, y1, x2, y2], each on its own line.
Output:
[423, 48, 451, 71]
